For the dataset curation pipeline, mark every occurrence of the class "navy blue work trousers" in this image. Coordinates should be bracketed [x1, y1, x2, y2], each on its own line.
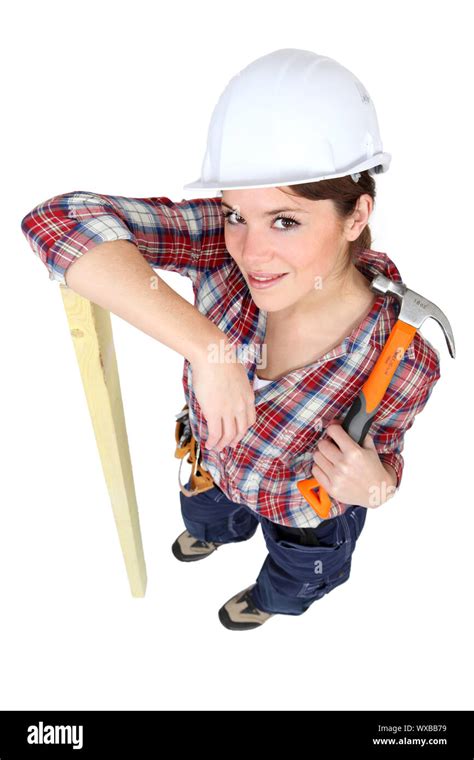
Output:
[179, 481, 367, 616]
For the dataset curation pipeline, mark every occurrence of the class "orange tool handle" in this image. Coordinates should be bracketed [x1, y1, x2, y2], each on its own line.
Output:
[297, 320, 417, 518]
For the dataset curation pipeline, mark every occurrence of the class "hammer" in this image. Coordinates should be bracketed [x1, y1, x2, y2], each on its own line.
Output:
[297, 274, 456, 518]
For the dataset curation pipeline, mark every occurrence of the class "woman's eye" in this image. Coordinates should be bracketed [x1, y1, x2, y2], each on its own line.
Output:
[222, 210, 241, 225]
[222, 211, 299, 231]
[274, 216, 298, 230]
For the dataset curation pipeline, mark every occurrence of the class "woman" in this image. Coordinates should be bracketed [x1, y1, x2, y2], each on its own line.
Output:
[20, 49, 441, 630]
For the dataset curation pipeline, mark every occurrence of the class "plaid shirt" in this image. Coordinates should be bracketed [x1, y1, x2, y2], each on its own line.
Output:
[21, 190, 441, 527]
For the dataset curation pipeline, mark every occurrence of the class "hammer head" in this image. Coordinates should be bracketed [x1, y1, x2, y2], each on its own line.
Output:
[370, 274, 456, 358]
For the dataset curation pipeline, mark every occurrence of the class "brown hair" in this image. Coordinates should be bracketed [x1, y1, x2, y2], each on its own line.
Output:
[281, 169, 377, 267]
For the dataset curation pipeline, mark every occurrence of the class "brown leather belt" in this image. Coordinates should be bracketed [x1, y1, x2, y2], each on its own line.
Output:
[174, 405, 215, 496]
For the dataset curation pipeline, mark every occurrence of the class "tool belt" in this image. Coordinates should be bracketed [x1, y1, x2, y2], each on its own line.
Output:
[174, 404, 215, 497]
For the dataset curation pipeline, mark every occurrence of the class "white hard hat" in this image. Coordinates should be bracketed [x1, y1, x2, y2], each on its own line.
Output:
[183, 48, 391, 193]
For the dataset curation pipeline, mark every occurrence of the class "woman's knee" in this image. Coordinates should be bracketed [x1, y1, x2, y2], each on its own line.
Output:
[179, 486, 258, 543]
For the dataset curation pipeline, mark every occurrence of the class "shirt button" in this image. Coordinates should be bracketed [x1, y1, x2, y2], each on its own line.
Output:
[219, 452, 225, 459]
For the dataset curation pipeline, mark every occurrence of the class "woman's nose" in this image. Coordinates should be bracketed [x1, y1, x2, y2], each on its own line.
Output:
[241, 236, 274, 270]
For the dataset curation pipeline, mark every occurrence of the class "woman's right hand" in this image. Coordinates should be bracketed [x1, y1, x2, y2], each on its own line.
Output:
[191, 347, 257, 451]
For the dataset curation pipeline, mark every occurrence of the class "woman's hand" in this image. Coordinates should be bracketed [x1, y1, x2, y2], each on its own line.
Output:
[311, 422, 398, 508]
[191, 343, 256, 451]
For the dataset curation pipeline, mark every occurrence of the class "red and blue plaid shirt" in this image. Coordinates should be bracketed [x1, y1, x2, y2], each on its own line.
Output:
[21, 190, 441, 527]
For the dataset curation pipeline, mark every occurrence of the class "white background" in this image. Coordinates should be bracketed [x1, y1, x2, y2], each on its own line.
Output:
[1, 0, 472, 711]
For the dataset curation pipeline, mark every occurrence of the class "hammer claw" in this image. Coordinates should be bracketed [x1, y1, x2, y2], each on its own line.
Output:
[370, 275, 456, 358]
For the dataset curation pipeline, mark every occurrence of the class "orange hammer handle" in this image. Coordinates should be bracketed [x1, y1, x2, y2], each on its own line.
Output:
[297, 320, 417, 518]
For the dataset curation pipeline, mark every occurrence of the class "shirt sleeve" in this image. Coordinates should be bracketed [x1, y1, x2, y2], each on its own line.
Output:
[20, 190, 229, 288]
[368, 367, 440, 489]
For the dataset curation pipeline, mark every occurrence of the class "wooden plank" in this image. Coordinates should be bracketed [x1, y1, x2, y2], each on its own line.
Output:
[59, 284, 147, 597]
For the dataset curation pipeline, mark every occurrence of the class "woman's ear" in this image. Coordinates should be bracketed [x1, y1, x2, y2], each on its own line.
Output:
[346, 195, 372, 241]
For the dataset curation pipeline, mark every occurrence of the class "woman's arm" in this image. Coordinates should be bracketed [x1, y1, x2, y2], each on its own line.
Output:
[20, 190, 228, 286]
[21, 192, 257, 450]
[64, 238, 226, 364]
[21, 190, 231, 360]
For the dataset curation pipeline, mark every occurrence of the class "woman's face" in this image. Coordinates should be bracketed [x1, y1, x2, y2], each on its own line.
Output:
[220, 186, 353, 313]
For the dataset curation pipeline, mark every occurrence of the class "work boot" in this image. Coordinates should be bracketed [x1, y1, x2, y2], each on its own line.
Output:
[218, 584, 274, 630]
[171, 530, 224, 562]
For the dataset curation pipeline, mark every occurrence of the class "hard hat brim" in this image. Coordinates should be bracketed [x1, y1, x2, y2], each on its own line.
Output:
[183, 154, 391, 193]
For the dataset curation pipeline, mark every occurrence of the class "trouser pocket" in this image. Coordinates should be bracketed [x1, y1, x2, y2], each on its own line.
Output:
[260, 518, 354, 602]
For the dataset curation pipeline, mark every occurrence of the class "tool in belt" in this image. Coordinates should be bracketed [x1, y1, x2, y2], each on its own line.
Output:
[174, 404, 215, 496]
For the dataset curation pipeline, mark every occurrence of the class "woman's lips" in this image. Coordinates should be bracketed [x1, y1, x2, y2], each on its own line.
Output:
[247, 272, 288, 289]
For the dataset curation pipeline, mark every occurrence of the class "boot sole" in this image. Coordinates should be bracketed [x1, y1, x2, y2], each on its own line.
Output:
[218, 606, 263, 630]
[171, 539, 217, 562]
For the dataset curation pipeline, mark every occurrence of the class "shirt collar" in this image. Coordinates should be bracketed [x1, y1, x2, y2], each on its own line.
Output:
[349, 247, 414, 358]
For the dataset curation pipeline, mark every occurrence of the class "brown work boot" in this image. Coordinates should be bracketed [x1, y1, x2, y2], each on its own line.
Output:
[218, 584, 274, 630]
[171, 530, 224, 562]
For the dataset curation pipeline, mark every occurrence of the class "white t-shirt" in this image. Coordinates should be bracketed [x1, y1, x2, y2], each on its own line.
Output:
[253, 374, 273, 391]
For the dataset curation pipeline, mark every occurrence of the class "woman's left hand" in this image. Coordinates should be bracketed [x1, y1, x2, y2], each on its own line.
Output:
[311, 422, 397, 508]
